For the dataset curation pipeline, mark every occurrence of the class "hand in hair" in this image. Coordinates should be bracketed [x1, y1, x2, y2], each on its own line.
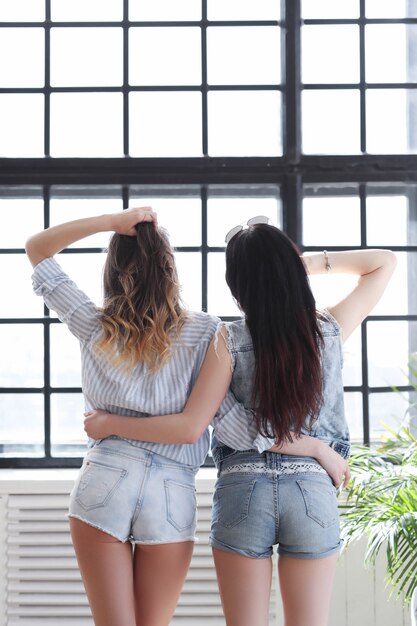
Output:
[110, 206, 158, 236]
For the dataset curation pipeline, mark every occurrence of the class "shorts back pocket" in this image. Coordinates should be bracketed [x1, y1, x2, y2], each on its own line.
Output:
[75, 459, 127, 511]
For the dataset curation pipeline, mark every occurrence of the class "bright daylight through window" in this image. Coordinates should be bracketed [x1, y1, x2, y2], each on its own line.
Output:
[0, 0, 416, 466]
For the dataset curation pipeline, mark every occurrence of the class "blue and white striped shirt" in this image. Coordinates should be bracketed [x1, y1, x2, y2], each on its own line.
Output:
[32, 257, 225, 467]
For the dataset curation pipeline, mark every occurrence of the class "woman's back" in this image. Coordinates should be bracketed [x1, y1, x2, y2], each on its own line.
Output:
[213, 310, 350, 458]
[32, 255, 219, 466]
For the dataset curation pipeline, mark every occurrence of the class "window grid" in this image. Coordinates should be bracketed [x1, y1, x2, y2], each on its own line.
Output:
[1, 0, 417, 466]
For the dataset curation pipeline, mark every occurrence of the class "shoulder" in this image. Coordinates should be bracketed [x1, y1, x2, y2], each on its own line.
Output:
[317, 309, 342, 337]
[178, 311, 221, 346]
[223, 318, 252, 351]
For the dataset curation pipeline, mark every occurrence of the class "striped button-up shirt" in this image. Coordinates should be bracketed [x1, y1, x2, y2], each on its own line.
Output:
[32, 257, 224, 467]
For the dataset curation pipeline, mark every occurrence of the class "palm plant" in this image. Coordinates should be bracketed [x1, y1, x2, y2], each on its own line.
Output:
[340, 359, 417, 605]
[341, 427, 417, 603]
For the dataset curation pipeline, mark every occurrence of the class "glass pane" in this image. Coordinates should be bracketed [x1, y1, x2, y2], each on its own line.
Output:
[368, 321, 415, 387]
[302, 26, 359, 84]
[369, 391, 417, 441]
[208, 252, 240, 316]
[53, 253, 107, 312]
[366, 0, 417, 19]
[51, 393, 86, 457]
[128, 194, 202, 247]
[0, 325, 43, 387]
[50, 93, 123, 157]
[0, 94, 44, 157]
[0, 255, 43, 317]
[50, 198, 122, 248]
[0, 28, 44, 87]
[302, 90, 361, 154]
[50, 324, 82, 388]
[50, 28, 123, 87]
[309, 273, 359, 311]
[129, 27, 201, 86]
[207, 190, 281, 246]
[51, 0, 123, 21]
[344, 392, 363, 442]
[302, 0, 359, 19]
[342, 326, 362, 386]
[303, 196, 361, 245]
[175, 252, 202, 311]
[208, 26, 281, 85]
[0, 394, 44, 456]
[0, 197, 44, 248]
[208, 0, 280, 21]
[372, 252, 417, 316]
[208, 91, 281, 156]
[367, 194, 417, 246]
[129, 92, 202, 157]
[129, 0, 201, 21]
[0, 0, 44, 21]
[366, 25, 414, 84]
[366, 89, 415, 154]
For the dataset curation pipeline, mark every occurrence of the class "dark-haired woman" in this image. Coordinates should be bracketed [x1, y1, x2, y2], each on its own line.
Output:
[84, 217, 396, 626]
[25, 209, 341, 626]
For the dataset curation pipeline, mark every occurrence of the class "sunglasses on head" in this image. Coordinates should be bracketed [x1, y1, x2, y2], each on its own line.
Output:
[225, 215, 270, 244]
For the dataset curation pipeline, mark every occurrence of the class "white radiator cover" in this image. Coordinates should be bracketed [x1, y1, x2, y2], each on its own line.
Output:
[0, 469, 410, 626]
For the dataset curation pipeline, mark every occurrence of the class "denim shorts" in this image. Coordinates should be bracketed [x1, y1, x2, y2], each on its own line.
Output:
[68, 437, 198, 544]
[209, 447, 341, 560]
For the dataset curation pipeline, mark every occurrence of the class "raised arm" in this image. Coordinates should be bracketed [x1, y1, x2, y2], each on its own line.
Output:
[25, 207, 157, 267]
[303, 249, 397, 342]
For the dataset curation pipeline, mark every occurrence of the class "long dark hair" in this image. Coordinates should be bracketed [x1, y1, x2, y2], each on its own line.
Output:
[96, 222, 186, 371]
[225, 223, 323, 442]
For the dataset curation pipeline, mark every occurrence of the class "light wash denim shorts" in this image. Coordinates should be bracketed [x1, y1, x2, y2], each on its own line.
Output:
[68, 437, 198, 544]
[210, 446, 341, 560]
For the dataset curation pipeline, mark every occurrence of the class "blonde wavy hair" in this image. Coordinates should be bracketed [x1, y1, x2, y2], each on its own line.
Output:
[96, 222, 187, 372]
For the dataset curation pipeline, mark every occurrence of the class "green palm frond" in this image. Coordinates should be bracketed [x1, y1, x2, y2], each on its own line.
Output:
[340, 423, 417, 604]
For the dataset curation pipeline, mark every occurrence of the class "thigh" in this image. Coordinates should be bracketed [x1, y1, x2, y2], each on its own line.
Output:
[278, 553, 339, 626]
[133, 542, 194, 626]
[213, 548, 272, 626]
[70, 517, 136, 626]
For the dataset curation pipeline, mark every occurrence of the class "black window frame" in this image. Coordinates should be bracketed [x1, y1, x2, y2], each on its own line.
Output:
[1, 0, 417, 467]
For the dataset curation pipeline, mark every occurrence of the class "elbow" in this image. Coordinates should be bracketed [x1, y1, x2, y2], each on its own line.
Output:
[184, 424, 207, 445]
[25, 236, 42, 267]
[387, 250, 398, 269]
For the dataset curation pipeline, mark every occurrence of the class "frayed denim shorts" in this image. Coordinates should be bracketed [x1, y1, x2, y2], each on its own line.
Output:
[68, 437, 198, 544]
[209, 446, 341, 560]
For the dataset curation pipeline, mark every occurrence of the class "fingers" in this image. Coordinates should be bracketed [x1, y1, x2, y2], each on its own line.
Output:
[342, 463, 351, 488]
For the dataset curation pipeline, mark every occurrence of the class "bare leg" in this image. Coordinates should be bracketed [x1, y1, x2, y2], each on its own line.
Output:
[133, 541, 194, 626]
[69, 517, 136, 626]
[213, 548, 272, 626]
[278, 553, 339, 626]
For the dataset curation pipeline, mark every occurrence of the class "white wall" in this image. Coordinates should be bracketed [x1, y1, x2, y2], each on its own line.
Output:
[0, 470, 410, 626]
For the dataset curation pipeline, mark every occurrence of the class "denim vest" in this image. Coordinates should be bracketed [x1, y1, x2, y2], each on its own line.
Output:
[216, 310, 350, 459]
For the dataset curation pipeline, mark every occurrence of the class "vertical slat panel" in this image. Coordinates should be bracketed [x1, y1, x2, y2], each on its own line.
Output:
[0, 476, 412, 625]
[0, 495, 8, 626]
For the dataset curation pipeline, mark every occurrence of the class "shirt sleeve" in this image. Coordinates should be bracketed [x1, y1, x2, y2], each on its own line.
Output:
[31, 256, 99, 342]
[212, 390, 276, 453]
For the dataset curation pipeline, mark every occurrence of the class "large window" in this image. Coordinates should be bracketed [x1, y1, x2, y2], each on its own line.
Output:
[1, 0, 416, 466]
